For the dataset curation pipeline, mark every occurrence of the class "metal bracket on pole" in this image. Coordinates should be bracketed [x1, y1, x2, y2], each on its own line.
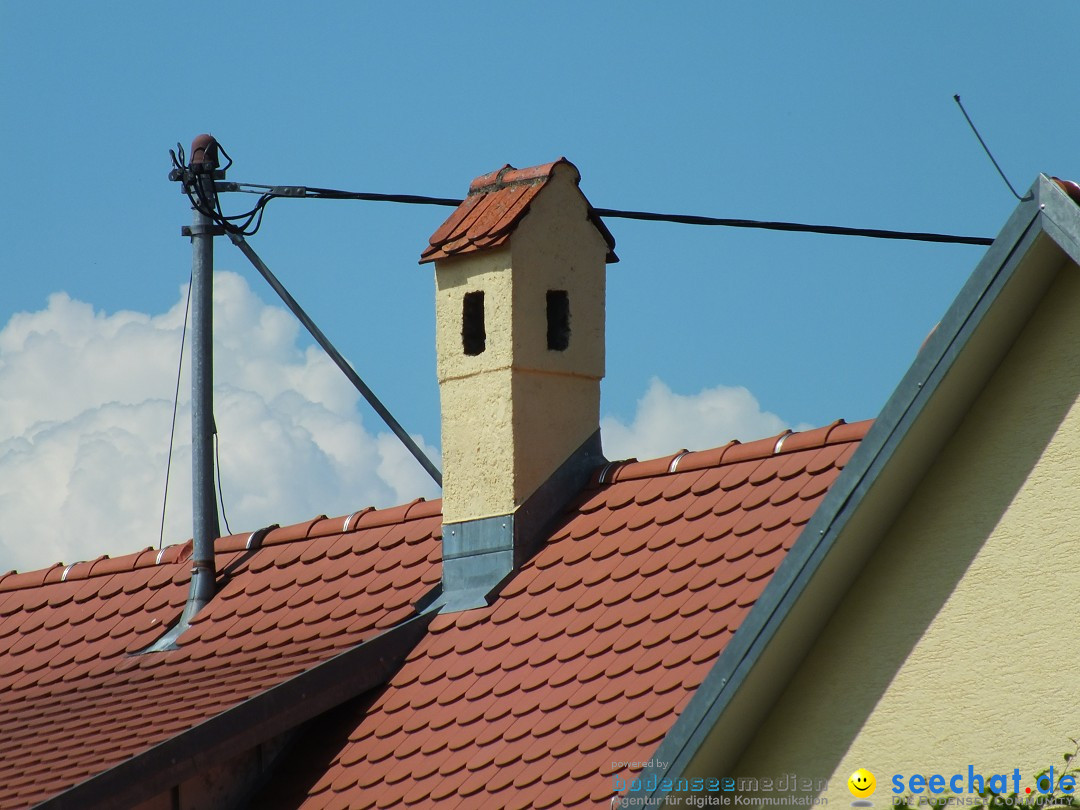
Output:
[181, 224, 226, 238]
[227, 232, 443, 488]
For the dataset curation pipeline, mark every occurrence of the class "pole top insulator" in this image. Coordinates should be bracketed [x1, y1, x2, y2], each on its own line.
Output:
[189, 134, 219, 171]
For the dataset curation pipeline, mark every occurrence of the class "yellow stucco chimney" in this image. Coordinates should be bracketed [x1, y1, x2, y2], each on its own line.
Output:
[420, 158, 617, 609]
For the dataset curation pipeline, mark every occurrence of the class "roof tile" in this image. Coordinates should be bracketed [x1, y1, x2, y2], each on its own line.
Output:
[778, 419, 846, 454]
[677, 441, 739, 473]
[723, 432, 787, 463]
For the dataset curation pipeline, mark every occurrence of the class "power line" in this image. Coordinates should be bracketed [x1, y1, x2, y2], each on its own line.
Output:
[176, 137, 993, 246]
[593, 207, 992, 246]
[215, 181, 995, 246]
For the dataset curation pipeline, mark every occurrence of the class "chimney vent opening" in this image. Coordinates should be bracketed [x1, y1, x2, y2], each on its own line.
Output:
[462, 291, 486, 355]
[546, 290, 570, 351]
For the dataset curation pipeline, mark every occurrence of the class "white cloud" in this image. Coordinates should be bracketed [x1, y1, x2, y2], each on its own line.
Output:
[601, 377, 807, 462]
[0, 278, 808, 575]
[0, 273, 439, 574]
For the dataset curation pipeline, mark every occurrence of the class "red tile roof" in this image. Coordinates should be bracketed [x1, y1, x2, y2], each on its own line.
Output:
[0, 500, 442, 809]
[249, 419, 870, 809]
[419, 158, 618, 264]
[0, 419, 869, 808]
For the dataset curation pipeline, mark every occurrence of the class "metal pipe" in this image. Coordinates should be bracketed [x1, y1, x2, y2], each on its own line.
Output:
[188, 138, 221, 614]
[227, 233, 443, 487]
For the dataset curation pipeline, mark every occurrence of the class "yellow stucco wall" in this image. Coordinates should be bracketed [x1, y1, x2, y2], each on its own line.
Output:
[733, 263, 1080, 805]
[432, 164, 608, 524]
[510, 167, 607, 379]
[434, 247, 515, 383]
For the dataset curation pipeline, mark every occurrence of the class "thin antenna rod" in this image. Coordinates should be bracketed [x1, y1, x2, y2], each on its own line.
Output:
[953, 94, 1027, 201]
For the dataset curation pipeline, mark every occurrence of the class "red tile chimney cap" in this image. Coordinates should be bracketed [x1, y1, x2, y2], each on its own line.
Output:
[420, 158, 617, 265]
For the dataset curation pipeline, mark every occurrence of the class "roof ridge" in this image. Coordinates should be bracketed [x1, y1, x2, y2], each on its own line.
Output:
[466, 158, 573, 196]
[0, 497, 446, 593]
[594, 418, 873, 485]
[0, 544, 179, 593]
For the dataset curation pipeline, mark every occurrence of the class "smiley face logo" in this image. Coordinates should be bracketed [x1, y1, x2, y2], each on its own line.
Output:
[847, 768, 876, 798]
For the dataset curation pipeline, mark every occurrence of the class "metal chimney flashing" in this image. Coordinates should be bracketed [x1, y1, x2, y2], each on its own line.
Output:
[439, 430, 605, 613]
[141, 525, 277, 654]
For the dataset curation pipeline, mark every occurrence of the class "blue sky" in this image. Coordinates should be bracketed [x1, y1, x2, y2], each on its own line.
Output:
[2, 2, 1078, 571]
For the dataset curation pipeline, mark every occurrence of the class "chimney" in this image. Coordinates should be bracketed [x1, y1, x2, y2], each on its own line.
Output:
[420, 159, 617, 611]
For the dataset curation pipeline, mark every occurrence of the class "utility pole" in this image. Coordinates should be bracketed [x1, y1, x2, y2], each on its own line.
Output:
[183, 134, 222, 615]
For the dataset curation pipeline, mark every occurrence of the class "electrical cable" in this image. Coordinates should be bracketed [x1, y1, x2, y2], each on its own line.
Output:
[190, 172, 272, 236]
[174, 138, 994, 246]
[213, 425, 231, 536]
[214, 140, 235, 173]
[172, 144, 274, 236]
[159, 272, 193, 550]
[593, 207, 993, 245]
[217, 180, 995, 246]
